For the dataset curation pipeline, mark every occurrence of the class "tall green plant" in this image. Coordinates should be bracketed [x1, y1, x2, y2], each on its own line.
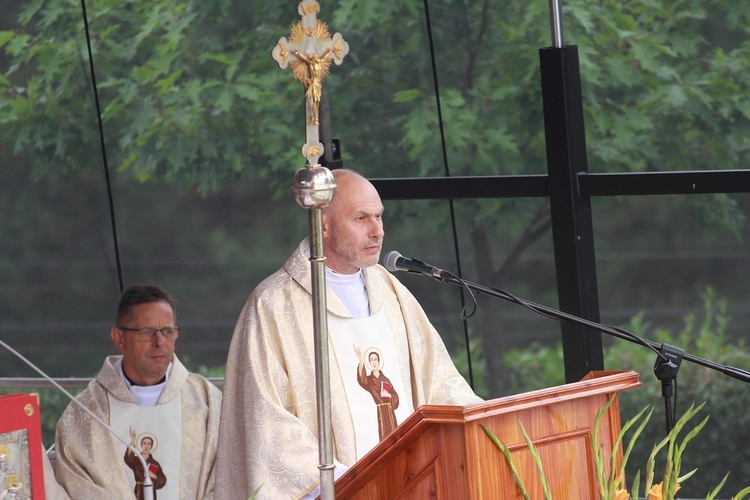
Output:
[484, 398, 750, 499]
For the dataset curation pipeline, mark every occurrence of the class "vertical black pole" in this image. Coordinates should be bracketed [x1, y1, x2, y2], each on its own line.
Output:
[318, 85, 342, 169]
[539, 46, 604, 382]
[319, 85, 333, 164]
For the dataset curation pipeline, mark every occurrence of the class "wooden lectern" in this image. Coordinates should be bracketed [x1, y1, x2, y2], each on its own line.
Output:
[334, 370, 640, 499]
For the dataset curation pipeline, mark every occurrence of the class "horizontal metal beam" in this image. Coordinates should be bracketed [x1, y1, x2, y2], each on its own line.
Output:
[369, 170, 750, 201]
[0, 377, 224, 389]
[370, 175, 549, 200]
[578, 170, 750, 196]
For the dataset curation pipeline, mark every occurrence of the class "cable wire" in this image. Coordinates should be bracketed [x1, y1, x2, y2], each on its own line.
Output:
[422, 0, 475, 389]
[80, 0, 124, 293]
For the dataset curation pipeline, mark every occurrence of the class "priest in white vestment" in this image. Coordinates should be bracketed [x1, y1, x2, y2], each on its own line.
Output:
[216, 169, 482, 499]
[55, 284, 223, 499]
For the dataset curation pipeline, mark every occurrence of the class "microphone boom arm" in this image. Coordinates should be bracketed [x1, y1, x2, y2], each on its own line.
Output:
[435, 274, 750, 384]
[383, 250, 750, 433]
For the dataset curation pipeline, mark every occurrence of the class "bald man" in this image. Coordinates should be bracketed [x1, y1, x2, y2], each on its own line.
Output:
[216, 169, 480, 499]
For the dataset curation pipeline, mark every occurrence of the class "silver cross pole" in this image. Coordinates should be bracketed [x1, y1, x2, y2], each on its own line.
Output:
[272, 2, 349, 499]
[548, 0, 565, 47]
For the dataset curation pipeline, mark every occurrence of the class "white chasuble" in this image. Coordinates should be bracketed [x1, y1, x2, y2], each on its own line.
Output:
[328, 309, 414, 460]
[109, 394, 182, 499]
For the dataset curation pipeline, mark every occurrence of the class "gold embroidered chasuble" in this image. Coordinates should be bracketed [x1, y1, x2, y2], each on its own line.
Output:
[55, 355, 222, 499]
[42, 444, 71, 499]
[215, 239, 482, 500]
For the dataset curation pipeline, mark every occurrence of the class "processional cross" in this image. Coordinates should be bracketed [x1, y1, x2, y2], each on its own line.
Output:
[271, 3, 349, 499]
[272, 0, 349, 167]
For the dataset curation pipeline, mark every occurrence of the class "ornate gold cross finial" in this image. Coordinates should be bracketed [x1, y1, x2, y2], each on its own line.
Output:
[272, 0, 349, 167]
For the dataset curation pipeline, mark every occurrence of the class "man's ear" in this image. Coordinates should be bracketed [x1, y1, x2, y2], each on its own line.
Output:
[111, 327, 126, 353]
[322, 212, 330, 239]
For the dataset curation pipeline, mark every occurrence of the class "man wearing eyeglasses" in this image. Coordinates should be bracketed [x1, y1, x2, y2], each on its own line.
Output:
[54, 284, 222, 499]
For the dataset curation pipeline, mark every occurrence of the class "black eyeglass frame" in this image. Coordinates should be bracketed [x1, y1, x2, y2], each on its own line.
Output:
[116, 326, 180, 340]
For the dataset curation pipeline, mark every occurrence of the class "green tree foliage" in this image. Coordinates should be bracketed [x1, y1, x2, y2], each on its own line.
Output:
[0, 0, 310, 194]
[4, 1, 750, 187]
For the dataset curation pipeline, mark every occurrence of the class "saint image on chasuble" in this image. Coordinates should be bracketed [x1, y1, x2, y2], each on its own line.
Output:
[124, 428, 167, 500]
[354, 345, 400, 440]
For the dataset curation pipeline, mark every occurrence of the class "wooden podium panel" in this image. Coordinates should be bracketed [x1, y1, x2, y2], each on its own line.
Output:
[334, 370, 640, 499]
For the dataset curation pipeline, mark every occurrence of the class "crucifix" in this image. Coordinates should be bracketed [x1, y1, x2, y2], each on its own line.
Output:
[272, 0, 349, 167]
[271, 2, 349, 499]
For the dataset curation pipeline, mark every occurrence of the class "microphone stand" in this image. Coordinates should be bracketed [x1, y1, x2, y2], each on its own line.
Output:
[410, 270, 750, 434]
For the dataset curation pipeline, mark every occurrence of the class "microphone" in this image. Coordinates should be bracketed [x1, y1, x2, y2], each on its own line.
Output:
[383, 251, 454, 280]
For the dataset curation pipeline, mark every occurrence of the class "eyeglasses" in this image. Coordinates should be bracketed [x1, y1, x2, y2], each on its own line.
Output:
[117, 326, 180, 341]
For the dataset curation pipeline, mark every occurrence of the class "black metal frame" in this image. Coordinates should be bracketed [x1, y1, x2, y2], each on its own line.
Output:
[371, 44, 750, 384]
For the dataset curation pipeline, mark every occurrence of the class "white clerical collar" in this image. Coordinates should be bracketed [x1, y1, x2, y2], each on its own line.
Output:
[325, 266, 370, 319]
[326, 266, 363, 284]
[303, 246, 371, 318]
[114, 357, 172, 407]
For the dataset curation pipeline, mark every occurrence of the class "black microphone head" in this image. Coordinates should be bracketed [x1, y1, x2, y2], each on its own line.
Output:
[383, 251, 402, 272]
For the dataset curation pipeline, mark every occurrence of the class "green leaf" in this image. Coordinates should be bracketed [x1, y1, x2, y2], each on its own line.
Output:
[234, 83, 259, 102]
[644, 433, 670, 492]
[591, 394, 617, 496]
[0, 30, 15, 50]
[156, 70, 184, 94]
[202, 53, 236, 66]
[518, 421, 551, 500]
[630, 469, 641, 500]
[184, 79, 202, 105]
[618, 405, 653, 490]
[213, 88, 234, 114]
[481, 424, 531, 500]
[393, 89, 422, 103]
[6, 33, 30, 57]
[706, 472, 729, 500]
[19, 0, 45, 25]
[133, 65, 158, 85]
[732, 485, 750, 500]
